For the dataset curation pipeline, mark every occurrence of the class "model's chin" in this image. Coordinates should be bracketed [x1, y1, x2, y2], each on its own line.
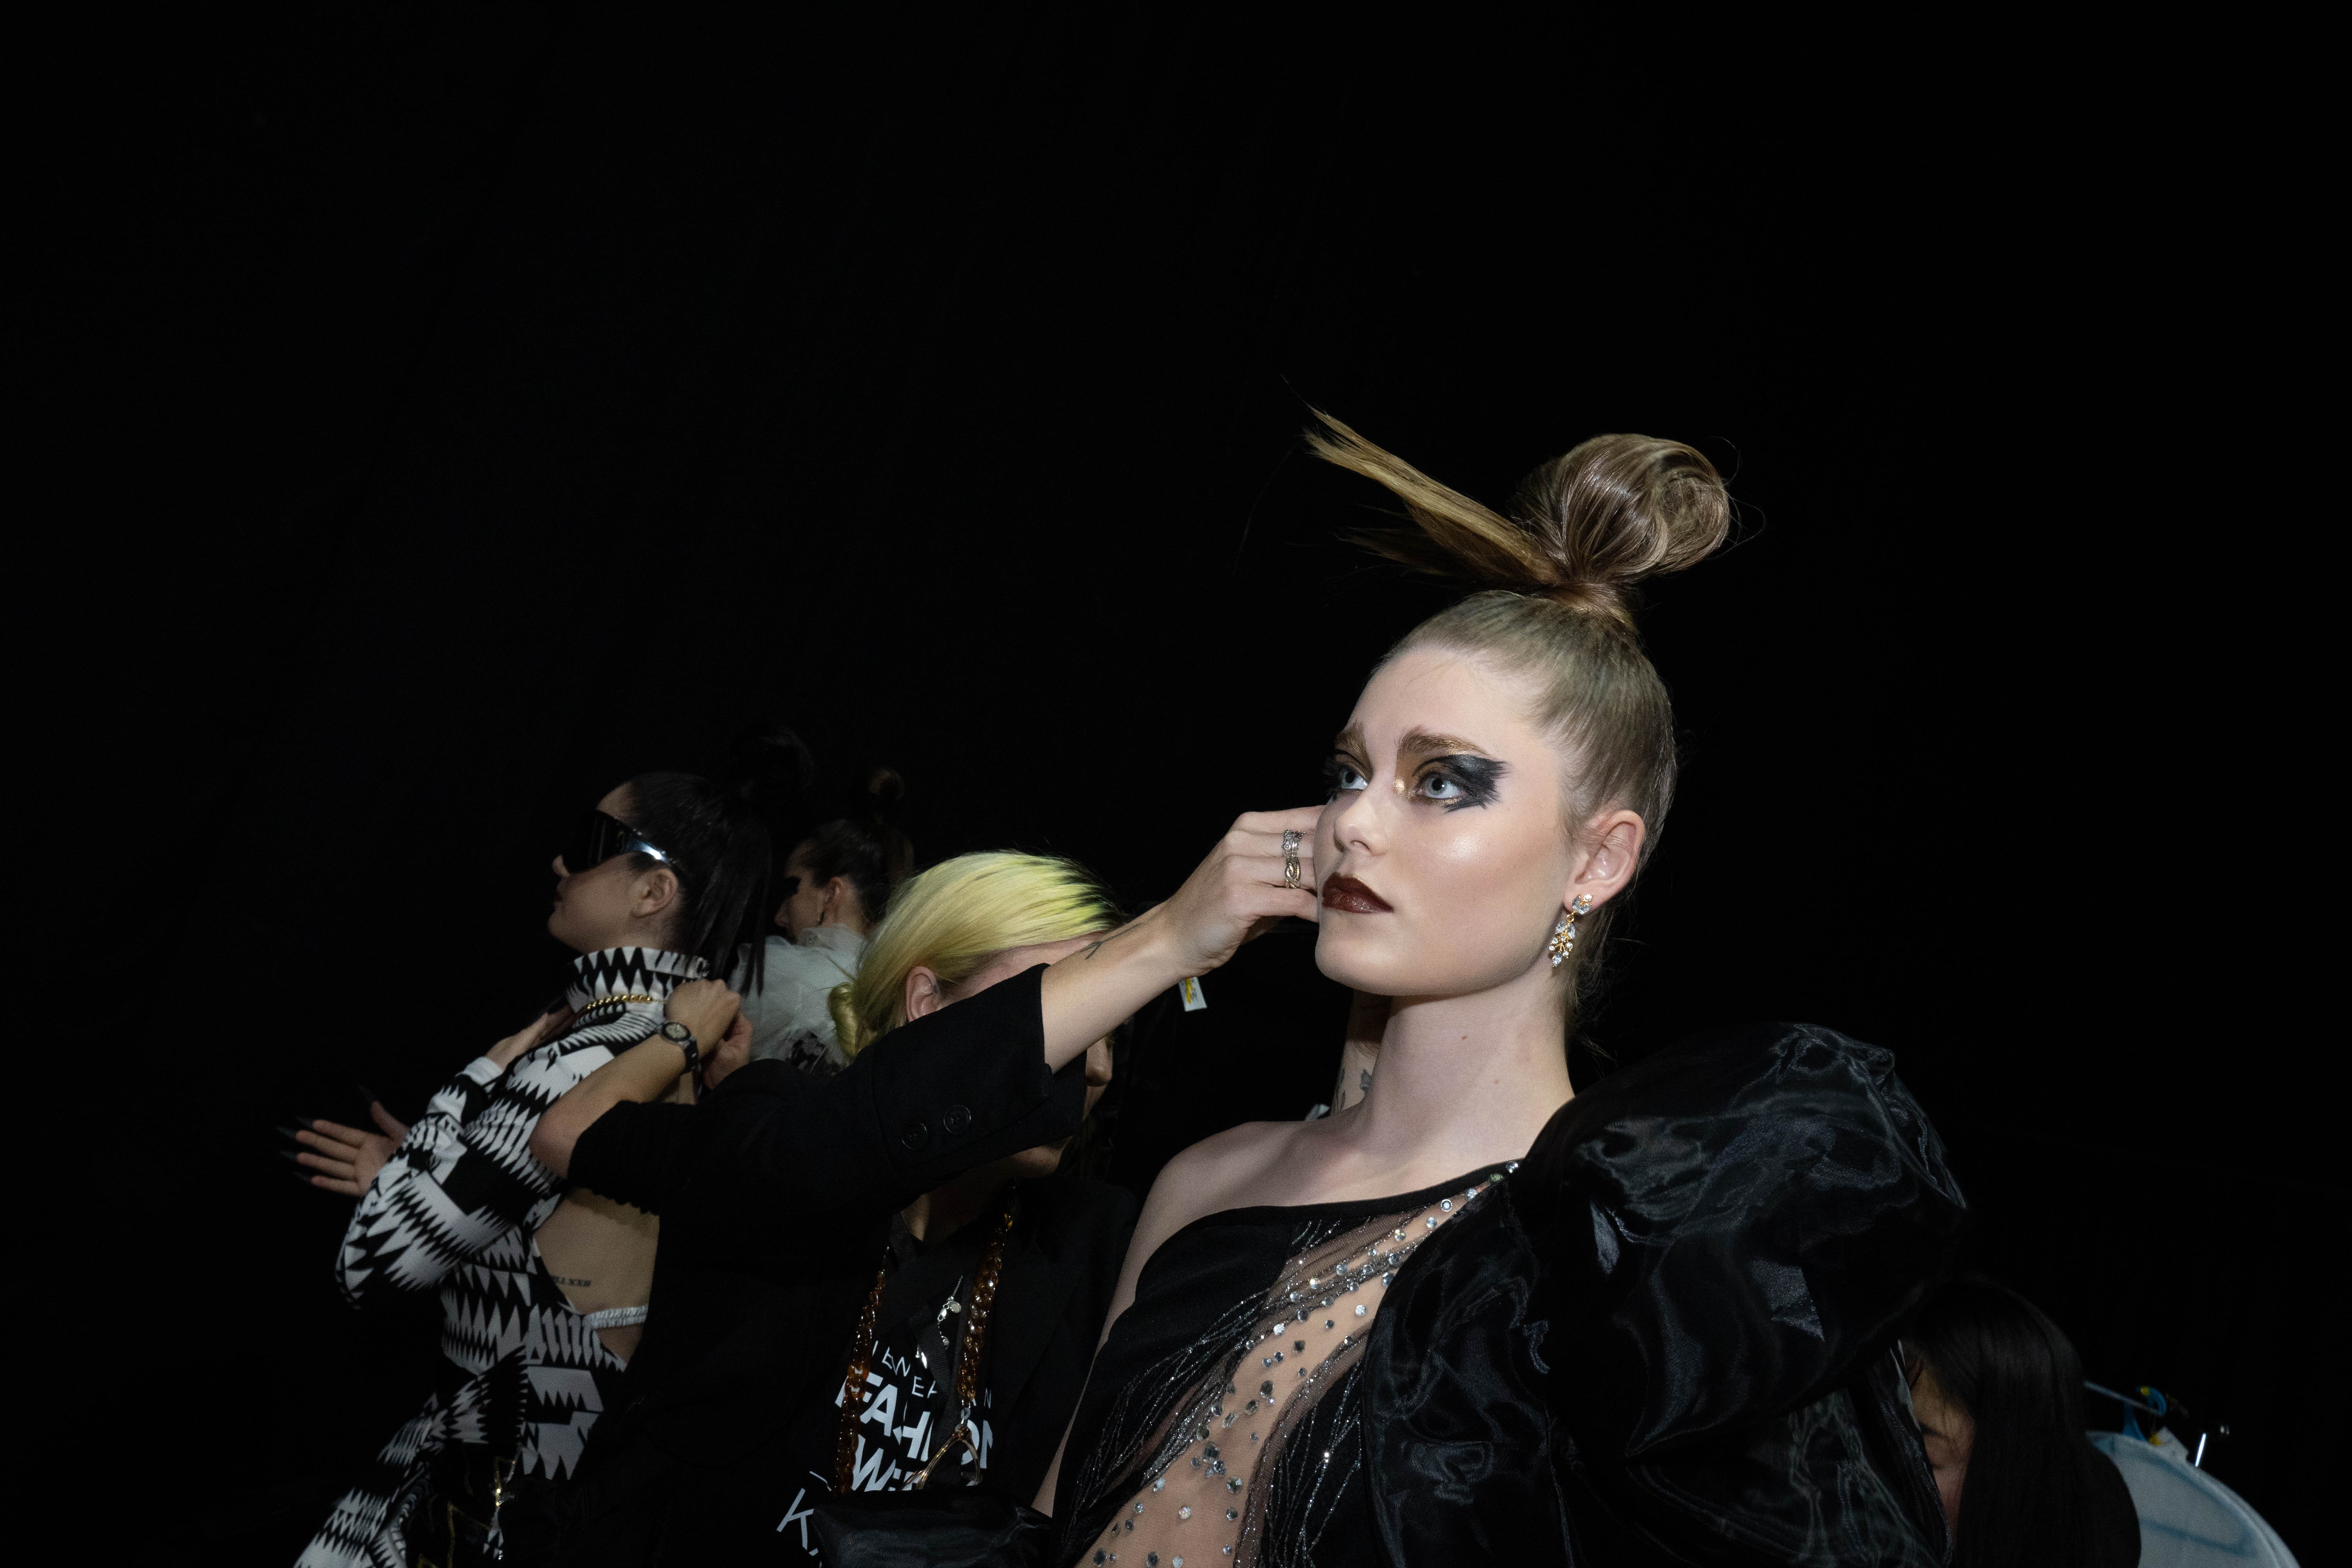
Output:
[1313, 920, 1410, 994]
[1317, 922, 1548, 999]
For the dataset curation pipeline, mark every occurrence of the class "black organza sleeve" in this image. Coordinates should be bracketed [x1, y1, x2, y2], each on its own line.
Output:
[1519, 1021, 1966, 1462]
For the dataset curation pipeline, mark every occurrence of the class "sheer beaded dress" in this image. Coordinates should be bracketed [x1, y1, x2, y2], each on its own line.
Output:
[1058, 1167, 1509, 1568]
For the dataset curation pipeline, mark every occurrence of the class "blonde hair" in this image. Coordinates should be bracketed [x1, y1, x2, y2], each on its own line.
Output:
[1308, 410, 1731, 1022]
[828, 851, 1123, 1059]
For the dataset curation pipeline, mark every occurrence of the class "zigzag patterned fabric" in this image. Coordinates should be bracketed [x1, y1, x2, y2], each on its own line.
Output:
[298, 946, 702, 1568]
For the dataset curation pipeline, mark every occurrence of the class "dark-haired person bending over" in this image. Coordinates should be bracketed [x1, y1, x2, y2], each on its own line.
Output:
[733, 768, 916, 1076]
[1905, 1277, 2141, 1567]
[298, 774, 769, 1568]
[529, 853, 1139, 1563]
[797, 416, 1970, 1567]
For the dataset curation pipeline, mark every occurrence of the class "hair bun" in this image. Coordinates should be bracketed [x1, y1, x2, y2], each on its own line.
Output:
[1510, 435, 1730, 621]
[729, 720, 817, 805]
[1308, 412, 1730, 629]
[862, 766, 905, 819]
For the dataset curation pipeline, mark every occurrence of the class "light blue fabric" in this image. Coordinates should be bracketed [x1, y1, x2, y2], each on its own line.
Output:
[2091, 1430, 2298, 1567]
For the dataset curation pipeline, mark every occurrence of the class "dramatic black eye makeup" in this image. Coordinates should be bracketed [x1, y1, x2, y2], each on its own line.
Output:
[1413, 753, 1506, 811]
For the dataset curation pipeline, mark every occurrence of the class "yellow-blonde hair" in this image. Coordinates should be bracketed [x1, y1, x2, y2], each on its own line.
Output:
[828, 851, 1123, 1059]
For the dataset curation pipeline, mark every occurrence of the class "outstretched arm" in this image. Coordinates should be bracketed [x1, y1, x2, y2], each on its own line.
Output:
[534, 807, 1325, 1196]
[1036, 807, 1323, 1063]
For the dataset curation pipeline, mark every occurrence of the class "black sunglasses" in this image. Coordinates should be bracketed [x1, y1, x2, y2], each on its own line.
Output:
[560, 809, 673, 877]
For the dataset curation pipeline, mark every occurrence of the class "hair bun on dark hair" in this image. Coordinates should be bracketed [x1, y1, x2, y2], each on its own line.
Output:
[861, 765, 906, 820]
[730, 720, 817, 806]
[1307, 412, 1730, 628]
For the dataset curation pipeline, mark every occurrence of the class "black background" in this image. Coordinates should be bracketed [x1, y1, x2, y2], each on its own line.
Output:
[61, 7, 2324, 1559]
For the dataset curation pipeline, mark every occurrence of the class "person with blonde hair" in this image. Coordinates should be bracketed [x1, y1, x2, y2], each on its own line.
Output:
[528, 851, 1140, 1563]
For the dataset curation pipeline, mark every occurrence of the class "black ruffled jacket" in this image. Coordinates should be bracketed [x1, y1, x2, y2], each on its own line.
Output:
[816, 1020, 1967, 1568]
[1366, 1021, 1965, 1564]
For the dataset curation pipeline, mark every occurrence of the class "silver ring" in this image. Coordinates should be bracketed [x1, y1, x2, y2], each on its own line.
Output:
[1281, 829, 1303, 889]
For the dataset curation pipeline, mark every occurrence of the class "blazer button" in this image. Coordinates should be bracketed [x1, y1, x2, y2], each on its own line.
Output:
[901, 1118, 929, 1150]
[942, 1104, 973, 1136]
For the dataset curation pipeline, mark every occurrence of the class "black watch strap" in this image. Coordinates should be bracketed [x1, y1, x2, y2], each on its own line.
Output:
[658, 1020, 702, 1078]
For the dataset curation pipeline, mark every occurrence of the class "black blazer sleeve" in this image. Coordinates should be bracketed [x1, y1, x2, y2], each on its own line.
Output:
[571, 964, 1086, 1233]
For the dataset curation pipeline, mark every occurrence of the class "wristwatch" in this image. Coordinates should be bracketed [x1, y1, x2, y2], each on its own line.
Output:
[658, 1020, 702, 1079]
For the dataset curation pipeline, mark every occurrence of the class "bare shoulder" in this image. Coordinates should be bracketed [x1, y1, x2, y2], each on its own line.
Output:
[1131, 1119, 1313, 1261]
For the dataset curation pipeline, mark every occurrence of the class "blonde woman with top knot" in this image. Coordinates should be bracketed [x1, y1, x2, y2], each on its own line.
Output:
[788, 414, 1968, 1567]
[530, 853, 1142, 1563]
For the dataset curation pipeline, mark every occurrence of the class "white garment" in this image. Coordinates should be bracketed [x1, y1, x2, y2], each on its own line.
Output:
[2091, 1430, 2299, 1567]
[734, 925, 867, 1072]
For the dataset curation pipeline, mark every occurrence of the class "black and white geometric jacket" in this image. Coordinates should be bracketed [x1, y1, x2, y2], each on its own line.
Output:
[298, 946, 701, 1568]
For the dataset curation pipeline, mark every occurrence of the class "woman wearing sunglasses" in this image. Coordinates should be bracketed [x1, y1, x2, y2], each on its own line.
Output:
[298, 773, 771, 1568]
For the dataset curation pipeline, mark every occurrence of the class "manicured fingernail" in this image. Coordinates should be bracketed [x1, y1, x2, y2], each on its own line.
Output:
[276, 1148, 306, 1166]
[356, 1082, 379, 1105]
[276, 1123, 308, 1140]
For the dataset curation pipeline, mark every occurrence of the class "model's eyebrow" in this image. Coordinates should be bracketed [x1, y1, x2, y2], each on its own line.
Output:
[1333, 723, 1368, 757]
[1399, 728, 1495, 760]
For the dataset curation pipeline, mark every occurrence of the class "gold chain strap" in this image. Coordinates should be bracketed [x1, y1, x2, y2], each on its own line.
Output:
[575, 992, 661, 1014]
[837, 1188, 1021, 1493]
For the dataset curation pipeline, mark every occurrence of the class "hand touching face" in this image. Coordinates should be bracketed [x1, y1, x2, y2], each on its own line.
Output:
[1312, 644, 1641, 1001]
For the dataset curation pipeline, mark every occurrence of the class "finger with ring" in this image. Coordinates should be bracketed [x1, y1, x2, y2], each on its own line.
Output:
[1281, 829, 1303, 889]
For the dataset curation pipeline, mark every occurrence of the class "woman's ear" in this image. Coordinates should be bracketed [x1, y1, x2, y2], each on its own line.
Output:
[904, 965, 946, 1021]
[826, 875, 862, 927]
[633, 866, 682, 921]
[1567, 809, 1646, 910]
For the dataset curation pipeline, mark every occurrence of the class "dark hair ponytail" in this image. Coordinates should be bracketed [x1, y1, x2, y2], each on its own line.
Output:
[798, 767, 915, 926]
[621, 771, 774, 987]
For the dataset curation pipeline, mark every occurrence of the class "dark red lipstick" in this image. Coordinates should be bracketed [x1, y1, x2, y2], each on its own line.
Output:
[1321, 875, 1393, 914]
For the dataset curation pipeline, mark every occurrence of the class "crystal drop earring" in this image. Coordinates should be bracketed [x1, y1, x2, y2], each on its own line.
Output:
[1546, 894, 1594, 969]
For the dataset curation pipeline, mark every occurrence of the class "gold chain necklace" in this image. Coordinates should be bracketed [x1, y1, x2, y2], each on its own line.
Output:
[834, 1189, 1019, 1493]
[575, 992, 660, 1014]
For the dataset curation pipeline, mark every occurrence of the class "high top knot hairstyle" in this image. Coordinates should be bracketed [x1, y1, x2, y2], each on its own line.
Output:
[1307, 412, 1732, 1025]
[1306, 410, 1730, 631]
